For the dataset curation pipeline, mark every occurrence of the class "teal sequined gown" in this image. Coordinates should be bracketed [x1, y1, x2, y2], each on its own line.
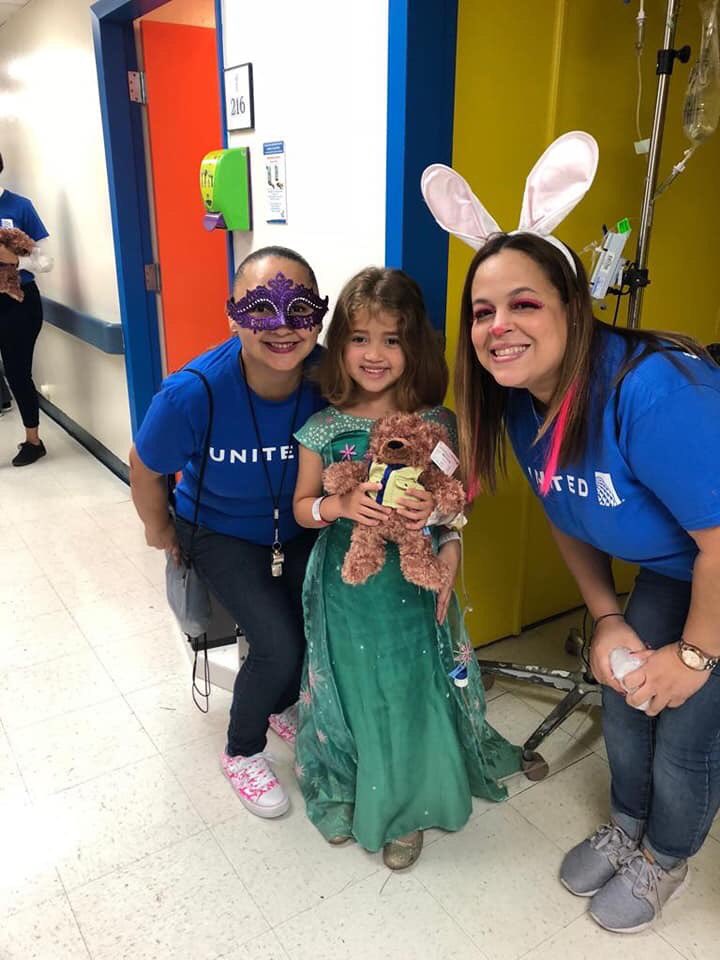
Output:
[294, 406, 521, 851]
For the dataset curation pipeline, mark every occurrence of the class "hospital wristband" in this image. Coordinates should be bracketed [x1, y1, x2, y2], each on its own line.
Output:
[311, 496, 331, 526]
[438, 529, 461, 548]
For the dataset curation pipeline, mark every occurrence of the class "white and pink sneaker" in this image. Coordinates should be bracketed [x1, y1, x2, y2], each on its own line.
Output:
[220, 752, 289, 818]
[268, 704, 298, 747]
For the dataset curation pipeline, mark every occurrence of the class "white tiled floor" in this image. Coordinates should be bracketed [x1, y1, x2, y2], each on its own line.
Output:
[1, 407, 718, 959]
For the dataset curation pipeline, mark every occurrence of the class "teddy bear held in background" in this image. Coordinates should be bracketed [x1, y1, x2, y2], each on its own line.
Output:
[323, 412, 466, 591]
[0, 227, 35, 301]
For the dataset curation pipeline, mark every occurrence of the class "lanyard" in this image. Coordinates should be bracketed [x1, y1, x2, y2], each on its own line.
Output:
[239, 354, 303, 576]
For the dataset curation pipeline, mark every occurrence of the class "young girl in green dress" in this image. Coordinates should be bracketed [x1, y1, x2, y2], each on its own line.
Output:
[292, 267, 520, 869]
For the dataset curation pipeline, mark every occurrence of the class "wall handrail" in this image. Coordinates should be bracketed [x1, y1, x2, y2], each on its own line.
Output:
[42, 297, 124, 355]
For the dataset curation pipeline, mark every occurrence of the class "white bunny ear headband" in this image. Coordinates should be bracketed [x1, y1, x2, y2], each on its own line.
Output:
[420, 131, 599, 274]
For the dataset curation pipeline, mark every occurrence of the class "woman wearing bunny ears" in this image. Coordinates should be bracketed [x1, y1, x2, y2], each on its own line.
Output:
[422, 132, 720, 934]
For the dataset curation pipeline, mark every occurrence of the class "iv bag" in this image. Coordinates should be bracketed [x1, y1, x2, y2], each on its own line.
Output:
[683, 0, 720, 142]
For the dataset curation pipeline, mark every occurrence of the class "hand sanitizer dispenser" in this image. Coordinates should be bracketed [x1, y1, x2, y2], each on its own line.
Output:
[200, 147, 251, 231]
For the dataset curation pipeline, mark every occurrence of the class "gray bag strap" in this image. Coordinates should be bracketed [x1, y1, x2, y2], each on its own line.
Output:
[179, 368, 214, 714]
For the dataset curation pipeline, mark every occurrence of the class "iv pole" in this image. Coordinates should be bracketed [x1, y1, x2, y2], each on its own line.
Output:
[627, 0, 690, 328]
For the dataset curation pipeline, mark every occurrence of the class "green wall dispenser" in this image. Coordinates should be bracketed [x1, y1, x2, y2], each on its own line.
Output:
[200, 147, 251, 231]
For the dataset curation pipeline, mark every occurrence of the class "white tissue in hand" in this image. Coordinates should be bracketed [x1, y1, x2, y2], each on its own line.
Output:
[609, 647, 651, 711]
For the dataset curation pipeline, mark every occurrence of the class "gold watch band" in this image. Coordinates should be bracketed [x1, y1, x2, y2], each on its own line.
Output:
[678, 639, 719, 672]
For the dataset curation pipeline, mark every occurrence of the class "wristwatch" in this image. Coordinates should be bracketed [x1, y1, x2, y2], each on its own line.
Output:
[677, 638, 720, 672]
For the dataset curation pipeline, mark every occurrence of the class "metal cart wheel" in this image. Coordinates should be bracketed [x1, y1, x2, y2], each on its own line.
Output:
[564, 627, 584, 658]
[481, 671, 496, 692]
[521, 751, 550, 781]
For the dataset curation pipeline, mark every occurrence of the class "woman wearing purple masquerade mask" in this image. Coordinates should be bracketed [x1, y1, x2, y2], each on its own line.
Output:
[130, 246, 328, 820]
[227, 272, 328, 334]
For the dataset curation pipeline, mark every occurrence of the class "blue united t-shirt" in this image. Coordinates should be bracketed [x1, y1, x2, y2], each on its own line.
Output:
[0, 189, 49, 284]
[135, 338, 325, 544]
[507, 326, 720, 580]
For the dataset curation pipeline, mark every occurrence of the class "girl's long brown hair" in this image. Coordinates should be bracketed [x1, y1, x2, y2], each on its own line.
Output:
[455, 232, 710, 497]
[317, 267, 448, 410]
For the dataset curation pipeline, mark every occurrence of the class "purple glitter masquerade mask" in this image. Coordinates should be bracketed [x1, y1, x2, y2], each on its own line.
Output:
[227, 272, 329, 333]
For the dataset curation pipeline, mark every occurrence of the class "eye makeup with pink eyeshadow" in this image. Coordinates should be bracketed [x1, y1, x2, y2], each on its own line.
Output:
[509, 298, 543, 310]
[472, 298, 543, 322]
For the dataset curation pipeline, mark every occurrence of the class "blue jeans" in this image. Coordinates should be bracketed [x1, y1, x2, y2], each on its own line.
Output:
[603, 567, 720, 866]
[176, 517, 316, 757]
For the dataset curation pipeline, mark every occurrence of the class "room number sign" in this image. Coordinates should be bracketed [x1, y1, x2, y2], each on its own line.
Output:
[224, 63, 254, 131]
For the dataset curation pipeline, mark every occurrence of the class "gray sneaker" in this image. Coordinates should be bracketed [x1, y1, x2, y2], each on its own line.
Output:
[560, 821, 640, 896]
[589, 848, 689, 934]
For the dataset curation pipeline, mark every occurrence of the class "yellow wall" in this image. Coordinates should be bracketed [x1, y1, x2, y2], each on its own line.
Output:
[449, 0, 720, 644]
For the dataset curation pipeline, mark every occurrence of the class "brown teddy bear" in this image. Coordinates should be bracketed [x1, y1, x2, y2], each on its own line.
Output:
[323, 412, 466, 591]
[0, 227, 35, 301]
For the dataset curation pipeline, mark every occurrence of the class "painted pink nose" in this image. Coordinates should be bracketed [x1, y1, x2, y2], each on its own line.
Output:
[488, 317, 512, 336]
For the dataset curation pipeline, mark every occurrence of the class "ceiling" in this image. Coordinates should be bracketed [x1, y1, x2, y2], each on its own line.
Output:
[0, 0, 217, 31]
[0, 1, 32, 29]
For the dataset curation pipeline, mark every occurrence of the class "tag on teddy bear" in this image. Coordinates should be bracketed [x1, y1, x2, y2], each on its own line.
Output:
[430, 441, 459, 476]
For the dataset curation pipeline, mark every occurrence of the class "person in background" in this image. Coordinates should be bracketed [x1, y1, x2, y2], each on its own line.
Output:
[0, 152, 53, 465]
